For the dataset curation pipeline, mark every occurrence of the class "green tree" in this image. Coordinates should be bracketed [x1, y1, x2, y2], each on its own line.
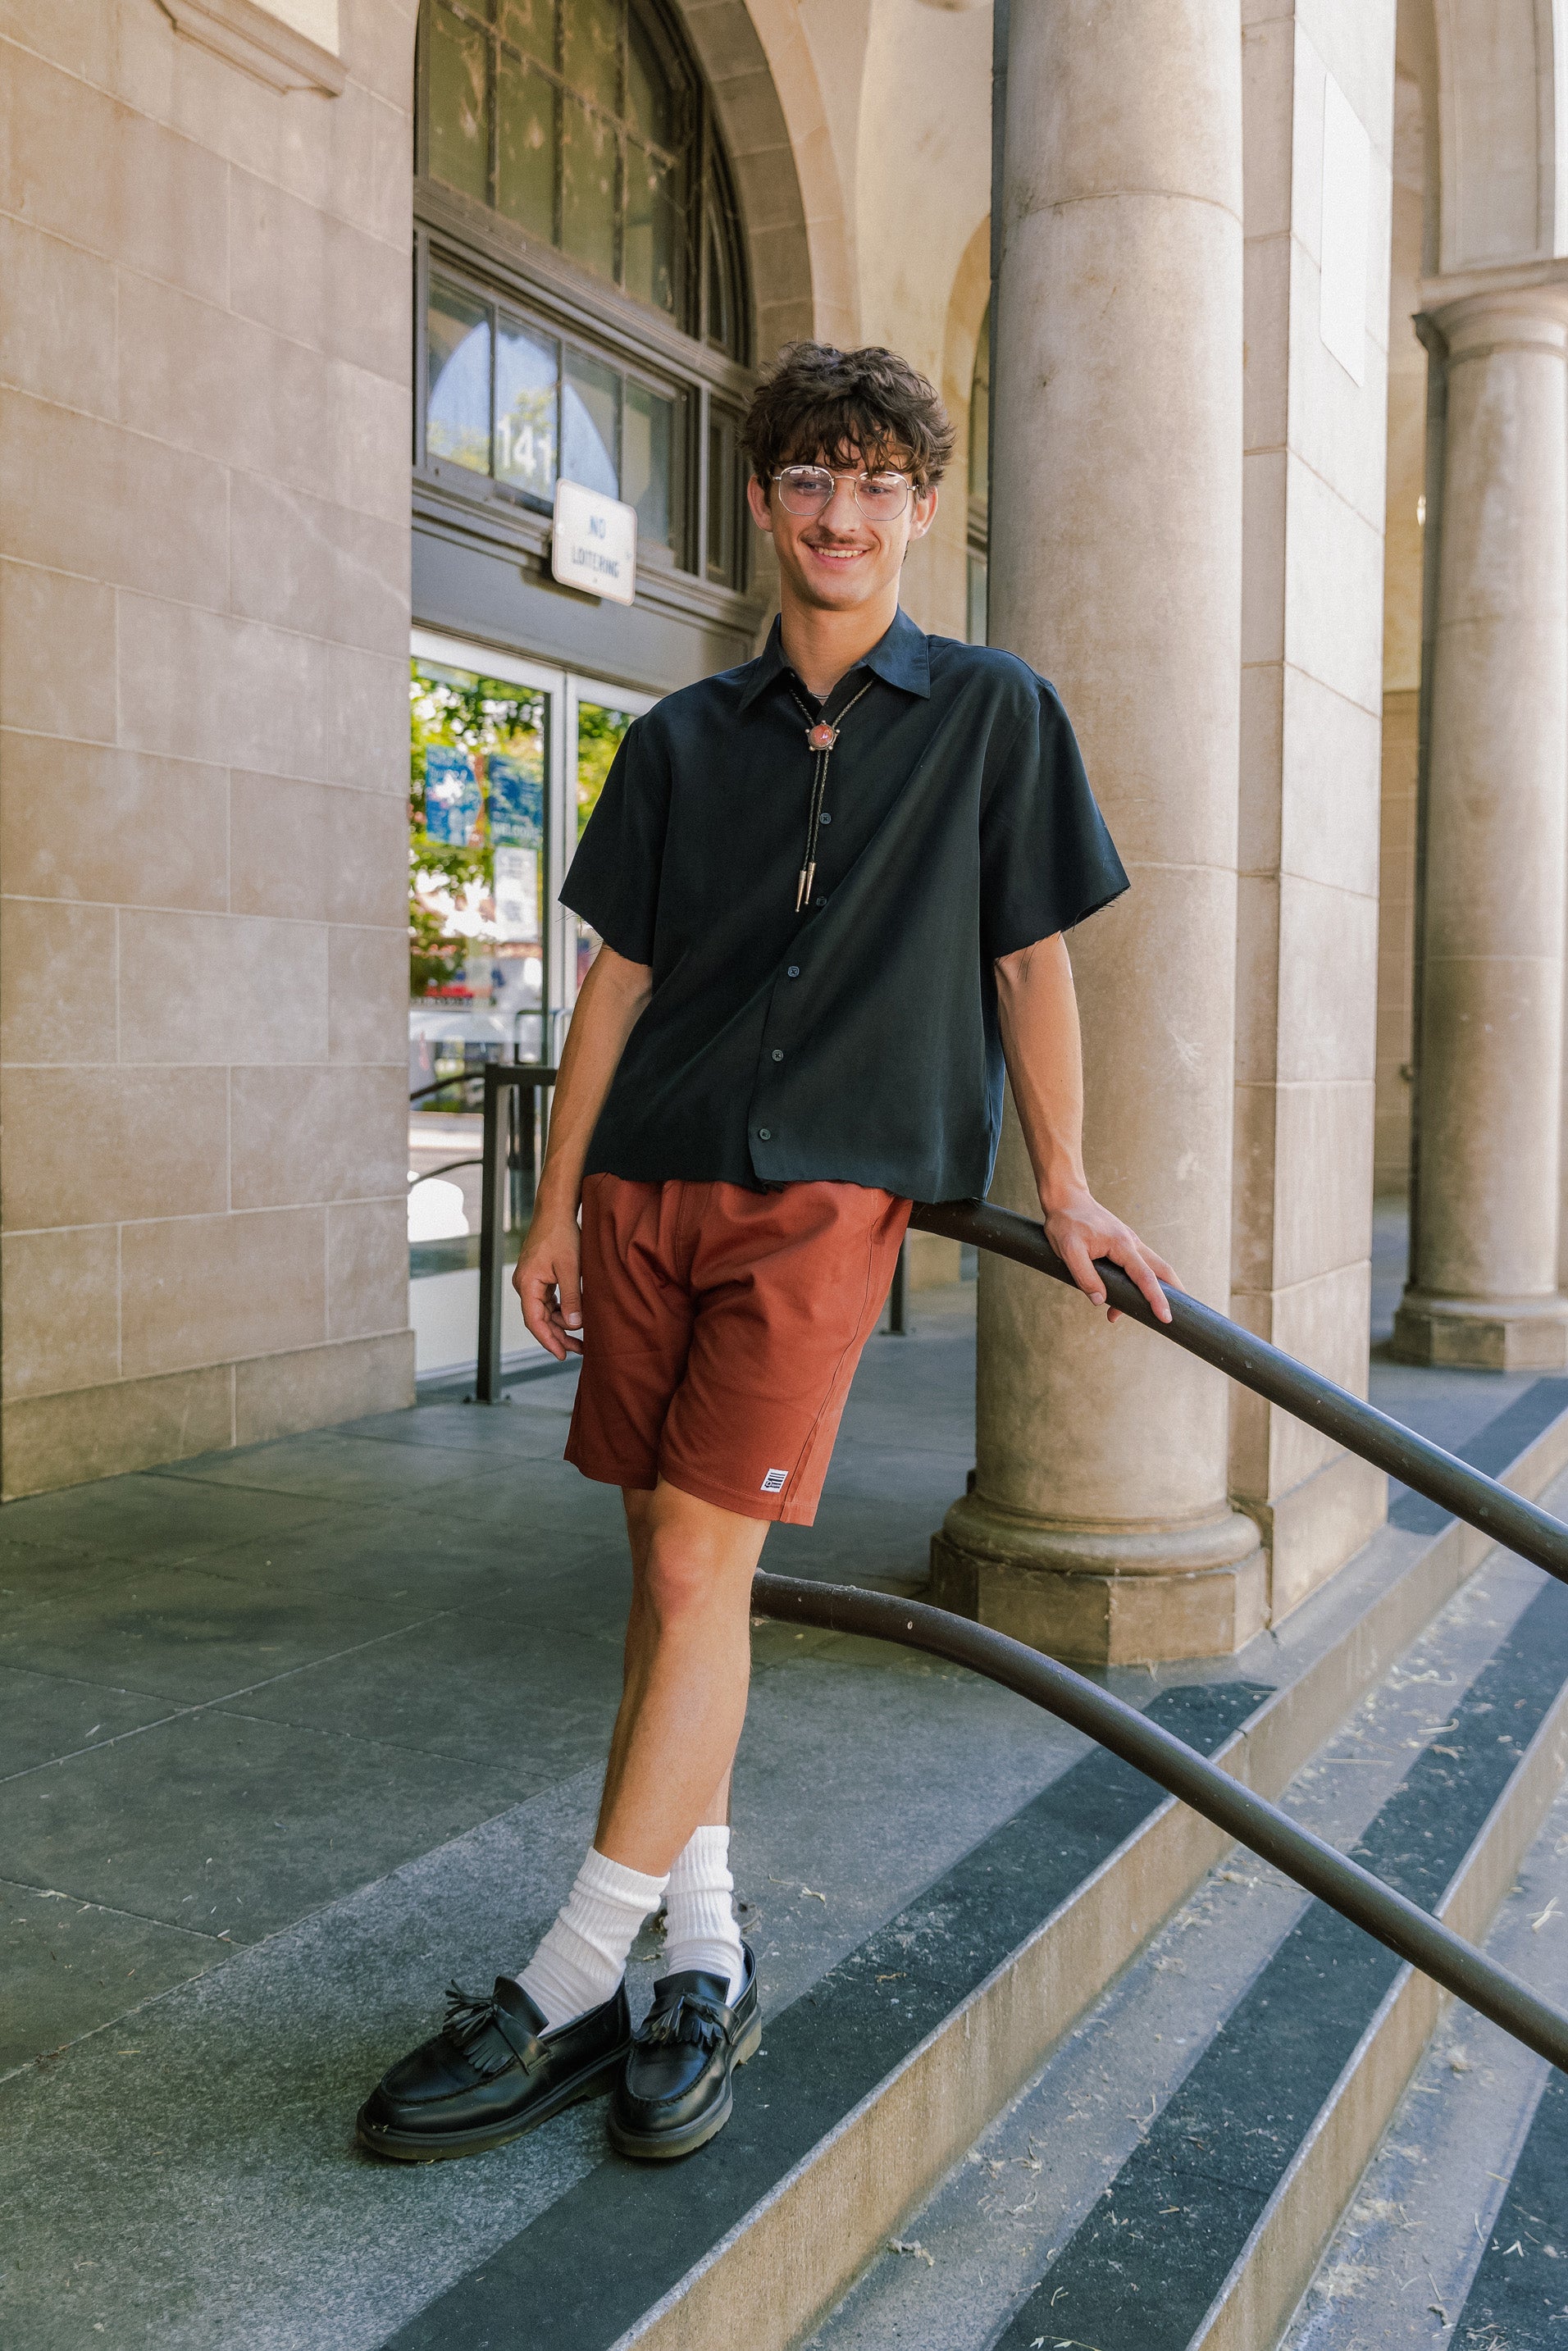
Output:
[408, 663, 545, 996]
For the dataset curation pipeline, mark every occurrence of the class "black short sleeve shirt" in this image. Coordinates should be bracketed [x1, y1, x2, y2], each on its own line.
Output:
[561, 609, 1128, 1201]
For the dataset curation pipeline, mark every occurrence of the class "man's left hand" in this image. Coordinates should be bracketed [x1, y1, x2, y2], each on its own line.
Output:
[1042, 1187, 1178, 1325]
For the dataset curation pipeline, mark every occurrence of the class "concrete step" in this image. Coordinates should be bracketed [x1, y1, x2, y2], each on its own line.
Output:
[1279, 1772, 1568, 2349]
[799, 1464, 1568, 2351]
[7, 1351, 1567, 2349]
[383, 1388, 1568, 2351]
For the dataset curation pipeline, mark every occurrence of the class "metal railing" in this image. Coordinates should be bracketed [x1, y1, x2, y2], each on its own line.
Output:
[462, 1169, 1568, 2067]
[408, 1061, 557, 1399]
[474, 1062, 557, 1401]
[908, 1200, 1568, 1591]
[747, 1570, 1568, 2072]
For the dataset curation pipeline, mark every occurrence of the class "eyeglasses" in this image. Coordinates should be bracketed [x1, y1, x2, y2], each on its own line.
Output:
[772, 465, 914, 520]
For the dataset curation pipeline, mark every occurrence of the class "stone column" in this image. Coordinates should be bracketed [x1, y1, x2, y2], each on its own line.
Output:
[1393, 287, 1568, 1370]
[931, 0, 1264, 1664]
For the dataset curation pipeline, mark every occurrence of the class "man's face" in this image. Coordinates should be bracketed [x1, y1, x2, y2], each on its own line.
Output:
[745, 444, 938, 615]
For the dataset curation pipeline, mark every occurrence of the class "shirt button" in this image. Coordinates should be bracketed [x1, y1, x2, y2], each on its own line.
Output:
[818, 810, 832, 825]
[787, 965, 800, 978]
[757, 1127, 772, 1141]
[772, 1048, 784, 1062]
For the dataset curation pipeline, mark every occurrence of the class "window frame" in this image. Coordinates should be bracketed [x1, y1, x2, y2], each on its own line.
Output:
[413, 0, 755, 608]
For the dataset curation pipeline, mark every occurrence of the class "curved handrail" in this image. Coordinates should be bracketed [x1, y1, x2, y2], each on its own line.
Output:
[750, 1570, 1568, 2073]
[910, 1199, 1568, 1590]
[409, 1073, 484, 1107]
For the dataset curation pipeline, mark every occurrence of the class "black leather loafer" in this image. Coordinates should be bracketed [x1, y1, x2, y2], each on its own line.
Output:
[356, 1975, 631, 2162]
[607, 1943, 761, 2161]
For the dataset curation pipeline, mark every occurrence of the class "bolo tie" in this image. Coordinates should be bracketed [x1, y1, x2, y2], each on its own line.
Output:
[787, 677, 873, 912]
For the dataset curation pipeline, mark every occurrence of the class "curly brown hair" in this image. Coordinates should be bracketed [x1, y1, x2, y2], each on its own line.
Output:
[741, 342, 956, 491]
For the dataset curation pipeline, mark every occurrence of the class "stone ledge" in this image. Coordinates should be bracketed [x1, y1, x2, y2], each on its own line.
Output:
[1189, 1605, 1568, 2351]
[156, 0, 347, 94]
[1393, 1289, 1568, 1370]
[931, 1488, 1266, 1663]
[0, 1329, 413, 1498]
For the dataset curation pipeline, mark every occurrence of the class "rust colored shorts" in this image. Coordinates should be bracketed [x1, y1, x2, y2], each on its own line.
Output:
[564, 1173, 913, 1525]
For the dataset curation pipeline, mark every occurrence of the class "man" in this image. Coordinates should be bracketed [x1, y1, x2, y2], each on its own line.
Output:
[357, 342, 1174, 2167]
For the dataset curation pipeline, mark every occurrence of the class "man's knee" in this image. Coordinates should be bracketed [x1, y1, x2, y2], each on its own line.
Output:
[636, 1528, 728, 1626]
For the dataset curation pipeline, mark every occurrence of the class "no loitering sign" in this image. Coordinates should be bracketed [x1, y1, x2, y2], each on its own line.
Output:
[551, 479, 638, 606]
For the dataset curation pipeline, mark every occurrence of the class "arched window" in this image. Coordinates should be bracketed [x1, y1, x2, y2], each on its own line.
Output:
[415, 0, 752, 588]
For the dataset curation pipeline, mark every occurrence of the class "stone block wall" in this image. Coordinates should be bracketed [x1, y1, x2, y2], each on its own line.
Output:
[0, 0, 417, 1497]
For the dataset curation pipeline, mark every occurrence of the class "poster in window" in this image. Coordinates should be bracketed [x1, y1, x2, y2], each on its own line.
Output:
[487, 754, 543, 848]
[493, 845, 540, 943]
[424, 744, 481, 844]
[488, 753, 544, 943]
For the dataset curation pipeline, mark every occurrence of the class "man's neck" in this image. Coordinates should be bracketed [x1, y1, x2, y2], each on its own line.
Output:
[777, 590, 900, 702]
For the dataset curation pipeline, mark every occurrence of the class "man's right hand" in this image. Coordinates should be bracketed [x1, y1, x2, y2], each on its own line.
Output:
[504, 942, 652, 1363]
[513, 1211, 585, 1359]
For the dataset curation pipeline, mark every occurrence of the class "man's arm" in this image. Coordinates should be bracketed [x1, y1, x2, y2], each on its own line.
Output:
[513, 944, 652, 1357]
[994, 932, 1174, 1324]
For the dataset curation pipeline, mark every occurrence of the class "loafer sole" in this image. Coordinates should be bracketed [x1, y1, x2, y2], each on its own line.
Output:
[356, 2043, 628, 2164]
[607, 2009, 763, 2162]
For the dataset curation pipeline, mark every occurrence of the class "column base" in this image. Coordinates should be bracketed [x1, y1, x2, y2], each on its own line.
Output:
[1390, 1289, 1568, 1371]
[930, 1490, 1265, 1665]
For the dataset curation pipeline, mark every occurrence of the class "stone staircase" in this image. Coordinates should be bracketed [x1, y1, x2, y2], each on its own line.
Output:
[9, 1324, 1568, 2349]
[381, 1379, 1568, 2351]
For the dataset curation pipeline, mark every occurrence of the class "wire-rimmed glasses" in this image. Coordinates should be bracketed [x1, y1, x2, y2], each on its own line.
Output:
[772, 464, 914, 520]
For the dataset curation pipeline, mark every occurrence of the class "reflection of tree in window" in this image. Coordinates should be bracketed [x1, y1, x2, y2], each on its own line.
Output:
[574, 699, 635, 991]
[409, 660, 548, 1003]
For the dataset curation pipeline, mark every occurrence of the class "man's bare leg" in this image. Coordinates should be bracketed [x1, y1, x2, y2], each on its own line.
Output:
[595, 1479, 768, 1875]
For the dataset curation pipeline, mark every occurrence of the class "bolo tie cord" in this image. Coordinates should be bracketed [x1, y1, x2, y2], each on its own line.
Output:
[788, 677, 873, 913]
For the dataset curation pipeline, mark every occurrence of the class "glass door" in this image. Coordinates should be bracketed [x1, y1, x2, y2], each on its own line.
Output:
[411, 627, 659, 1082]
[407, 630, 661, 1378]
[548, 677, 657, 1056]
[409, 630, 563, 1096]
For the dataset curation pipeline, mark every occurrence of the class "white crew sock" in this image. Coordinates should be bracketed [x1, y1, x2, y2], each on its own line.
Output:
[517, 1846, 668, 2030]
[663, 1825, 745, 2002]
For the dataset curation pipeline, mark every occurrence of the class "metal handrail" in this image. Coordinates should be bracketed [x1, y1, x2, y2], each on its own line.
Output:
[476, 1062, 557, 1400]
[408, 1073, 485, 1108]
[456, 1156, 1568, 2060]
[750, 1571, 1568, 2073]
[910, 1199, 1568, 1591]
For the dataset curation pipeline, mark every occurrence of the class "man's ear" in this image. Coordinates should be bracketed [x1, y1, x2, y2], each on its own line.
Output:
[907, 484, 939, 542]
[745, 475, 774, 534]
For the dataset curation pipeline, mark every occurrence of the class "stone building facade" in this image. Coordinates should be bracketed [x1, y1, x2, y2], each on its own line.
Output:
[0, 0, 1558, 1666]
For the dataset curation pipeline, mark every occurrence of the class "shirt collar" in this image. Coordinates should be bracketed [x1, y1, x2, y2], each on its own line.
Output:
[737, 608, 932, 712]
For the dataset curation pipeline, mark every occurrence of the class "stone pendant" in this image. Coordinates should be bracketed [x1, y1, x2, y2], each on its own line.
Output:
[806, 721, 838, 751]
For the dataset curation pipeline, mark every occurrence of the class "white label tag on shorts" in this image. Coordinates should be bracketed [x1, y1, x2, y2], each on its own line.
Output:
[760, 1468, 789, 1494]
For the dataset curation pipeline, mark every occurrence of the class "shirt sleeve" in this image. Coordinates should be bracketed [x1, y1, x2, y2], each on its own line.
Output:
[558, 715, 670, 967]
[978, 675, 1129, 962]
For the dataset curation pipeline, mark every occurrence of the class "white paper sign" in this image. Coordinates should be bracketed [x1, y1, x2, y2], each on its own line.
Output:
[493, 845, 540, 943]
[1320, 70, 1370, 386]
[551, 479, 638, 606]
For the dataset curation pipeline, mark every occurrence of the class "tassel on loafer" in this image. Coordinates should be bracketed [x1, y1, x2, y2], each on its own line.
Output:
[356, 1974, 631, 2162]
[608, 1942, 761, 2161]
